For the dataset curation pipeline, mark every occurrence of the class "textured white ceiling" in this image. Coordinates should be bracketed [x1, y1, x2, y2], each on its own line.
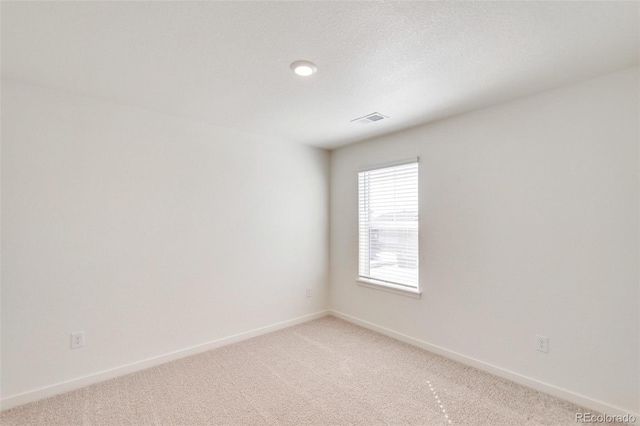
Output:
[2, 2, 638, 149]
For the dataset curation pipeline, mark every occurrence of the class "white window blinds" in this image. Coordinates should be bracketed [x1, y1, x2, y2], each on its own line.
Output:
[358, 160, 419, 289]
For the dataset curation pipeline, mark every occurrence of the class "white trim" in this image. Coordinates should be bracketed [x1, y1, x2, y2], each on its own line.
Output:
[0, 310, 330, 411]
[357, 156, 419, 173]
[357, 278, 421, 299]
[329, 310, 639, 418]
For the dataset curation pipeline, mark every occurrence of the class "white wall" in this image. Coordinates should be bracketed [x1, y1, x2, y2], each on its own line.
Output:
[1, 81, 329, 400]
[330, 67, 639, 414]
[3, 66, 638, 414]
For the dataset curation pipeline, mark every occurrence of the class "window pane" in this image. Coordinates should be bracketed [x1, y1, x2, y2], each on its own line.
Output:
[358, 162, 419, 289]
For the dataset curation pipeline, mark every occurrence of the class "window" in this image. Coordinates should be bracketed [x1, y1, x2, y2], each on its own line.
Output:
[358, 159, 419, 293]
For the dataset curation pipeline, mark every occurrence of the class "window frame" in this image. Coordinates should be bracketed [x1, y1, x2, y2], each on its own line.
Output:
[356, 158, 421, 298]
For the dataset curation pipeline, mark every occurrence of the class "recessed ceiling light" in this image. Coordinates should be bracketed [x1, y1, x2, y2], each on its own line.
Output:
[290, 60, 317, 77]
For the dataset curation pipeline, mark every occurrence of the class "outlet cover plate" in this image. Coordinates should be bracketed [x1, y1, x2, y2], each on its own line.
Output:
[535, 335, 548, 353]
[71, 332, 85, 349]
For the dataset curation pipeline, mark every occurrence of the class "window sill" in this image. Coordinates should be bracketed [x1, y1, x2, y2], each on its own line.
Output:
[356, 278, 422, 299]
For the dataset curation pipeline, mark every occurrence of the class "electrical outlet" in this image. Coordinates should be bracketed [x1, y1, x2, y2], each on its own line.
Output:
[535, 335, 548, 353]
[306, 288, 312, 297]
[71, 332, 85, 349]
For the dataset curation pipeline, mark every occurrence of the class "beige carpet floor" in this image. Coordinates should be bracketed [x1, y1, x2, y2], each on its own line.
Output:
[0, 316, 622, 425]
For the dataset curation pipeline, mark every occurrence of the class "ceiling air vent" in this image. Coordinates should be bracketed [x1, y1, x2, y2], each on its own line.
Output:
[351, 112, 388, 124]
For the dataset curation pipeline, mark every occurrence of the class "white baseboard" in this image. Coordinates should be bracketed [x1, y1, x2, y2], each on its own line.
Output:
[329, 309, 639, 419]
[1, 310, 330, 411]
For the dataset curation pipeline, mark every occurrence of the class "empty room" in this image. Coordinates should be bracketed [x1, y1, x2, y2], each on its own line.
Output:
[1, 1, 638, 425]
